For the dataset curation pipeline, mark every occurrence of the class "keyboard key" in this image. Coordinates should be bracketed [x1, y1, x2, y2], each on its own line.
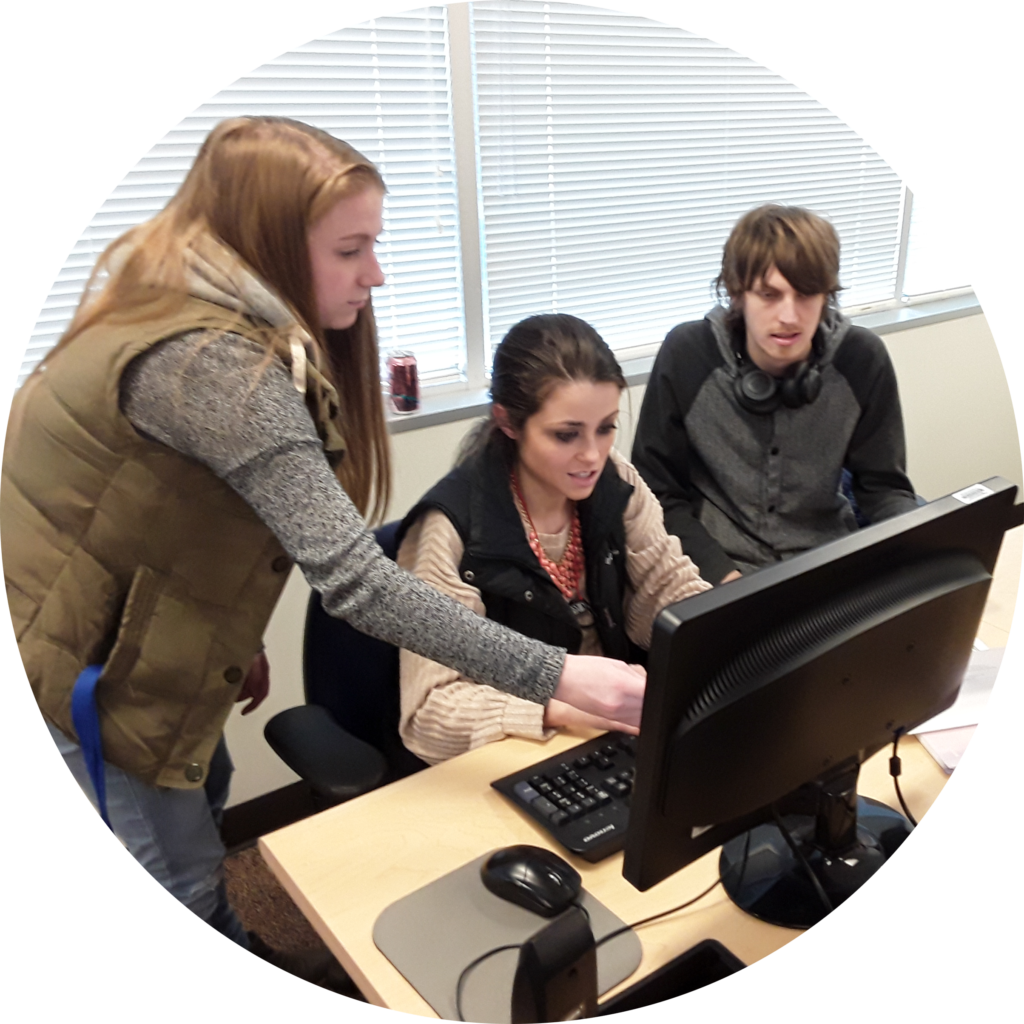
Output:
[513, 781, 540, 803]
[531, 796, 559, 818]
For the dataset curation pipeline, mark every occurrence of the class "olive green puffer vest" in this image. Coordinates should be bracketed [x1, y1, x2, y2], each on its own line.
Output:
[2, 298, 317, 788]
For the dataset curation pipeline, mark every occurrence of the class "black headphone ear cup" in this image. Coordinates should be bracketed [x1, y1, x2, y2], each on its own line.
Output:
[780, 363, 807, 408]
[802, 365, 822, 404]
[779, 361, 823, 408]
[734, 365, 780, 414]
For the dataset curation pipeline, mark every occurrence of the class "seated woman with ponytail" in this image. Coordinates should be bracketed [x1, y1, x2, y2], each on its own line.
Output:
[396, 314, 712, 764]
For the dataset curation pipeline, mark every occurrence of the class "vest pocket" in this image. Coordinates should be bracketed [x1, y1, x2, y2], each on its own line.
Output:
[101, 565, 167, 684]
[100, 564, 223, 700]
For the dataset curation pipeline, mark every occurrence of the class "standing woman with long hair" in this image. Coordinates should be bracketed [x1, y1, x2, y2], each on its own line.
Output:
[0, 118, 644, 972]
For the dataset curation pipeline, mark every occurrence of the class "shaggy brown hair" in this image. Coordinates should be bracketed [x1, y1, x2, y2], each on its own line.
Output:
[715, 204, 843, 325]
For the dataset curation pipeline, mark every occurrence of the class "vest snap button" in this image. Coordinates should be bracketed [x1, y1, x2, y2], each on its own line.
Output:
[184, 763, 204, 783]
[224, 665, 243, 684]
[271, 555, 292, 573]
[463, 570, 475, 582]
[524, 590, 534, 601]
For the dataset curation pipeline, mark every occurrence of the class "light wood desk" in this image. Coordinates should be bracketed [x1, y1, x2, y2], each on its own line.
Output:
[260, 526, 1020, 1015]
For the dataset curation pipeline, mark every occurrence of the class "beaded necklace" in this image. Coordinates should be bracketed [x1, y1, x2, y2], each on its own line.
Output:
[510, 469, 585, 601]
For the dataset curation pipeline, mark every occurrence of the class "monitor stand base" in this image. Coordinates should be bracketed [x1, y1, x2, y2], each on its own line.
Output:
[719, 796, 912, 930]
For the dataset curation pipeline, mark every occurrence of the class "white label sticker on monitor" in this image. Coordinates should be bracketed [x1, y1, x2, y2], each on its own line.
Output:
[952, 483, 994, 505]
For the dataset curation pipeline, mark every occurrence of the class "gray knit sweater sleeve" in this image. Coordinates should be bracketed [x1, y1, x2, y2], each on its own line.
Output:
[119, 332, 562, 704]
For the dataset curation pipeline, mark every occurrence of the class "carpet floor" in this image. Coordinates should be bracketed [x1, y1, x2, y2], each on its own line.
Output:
[224, 843, 325, 950]
[223, 843, 367, 1001]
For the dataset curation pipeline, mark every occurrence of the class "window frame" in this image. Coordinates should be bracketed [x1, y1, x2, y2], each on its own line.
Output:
[892, 182, 1024, 305]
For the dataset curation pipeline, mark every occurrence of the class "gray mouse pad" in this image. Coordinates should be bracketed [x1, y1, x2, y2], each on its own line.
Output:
[373, 852, 642, 1022]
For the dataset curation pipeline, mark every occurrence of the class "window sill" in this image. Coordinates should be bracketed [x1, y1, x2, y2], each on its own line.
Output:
[386, 291, 981, 436]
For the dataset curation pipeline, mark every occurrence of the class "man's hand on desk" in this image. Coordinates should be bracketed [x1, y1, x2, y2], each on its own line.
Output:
[552, 655, 646, 733]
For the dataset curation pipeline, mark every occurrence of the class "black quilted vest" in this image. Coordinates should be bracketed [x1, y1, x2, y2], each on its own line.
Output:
[398, 451, 644, 663]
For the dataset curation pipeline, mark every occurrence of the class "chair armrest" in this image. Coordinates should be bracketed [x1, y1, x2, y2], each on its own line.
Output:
[264, 705, 388, 805]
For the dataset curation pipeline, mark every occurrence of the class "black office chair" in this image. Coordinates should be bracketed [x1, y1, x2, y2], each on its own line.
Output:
[264, 522, 428, 809]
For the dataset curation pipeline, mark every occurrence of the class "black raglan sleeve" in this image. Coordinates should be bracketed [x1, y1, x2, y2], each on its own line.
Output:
[631, 322, 739, 585]
[832, 327, 919, 523]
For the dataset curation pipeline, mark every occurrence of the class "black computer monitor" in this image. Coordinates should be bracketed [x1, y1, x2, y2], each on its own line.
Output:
[622, 477, 1021, 929]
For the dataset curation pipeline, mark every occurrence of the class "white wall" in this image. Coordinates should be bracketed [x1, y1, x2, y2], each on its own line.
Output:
[224, 310, 1021, 806]
[883, 314, 1021, 499]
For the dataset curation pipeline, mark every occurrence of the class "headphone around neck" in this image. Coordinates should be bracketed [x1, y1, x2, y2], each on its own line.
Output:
[732, 341, 823, 416]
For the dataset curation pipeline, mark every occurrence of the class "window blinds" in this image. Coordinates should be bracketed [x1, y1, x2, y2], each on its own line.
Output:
[471, 0, 905, 360]
[21, 7, 465, 387]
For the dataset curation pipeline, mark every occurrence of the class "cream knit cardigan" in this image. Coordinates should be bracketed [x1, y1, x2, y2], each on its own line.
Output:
[396, 449, 711, 764]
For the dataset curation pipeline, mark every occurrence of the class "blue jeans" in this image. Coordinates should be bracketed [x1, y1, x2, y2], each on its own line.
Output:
[47, 720, 249, 948]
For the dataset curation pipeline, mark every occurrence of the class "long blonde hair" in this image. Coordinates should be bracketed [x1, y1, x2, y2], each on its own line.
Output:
[55, 116, 391, 521]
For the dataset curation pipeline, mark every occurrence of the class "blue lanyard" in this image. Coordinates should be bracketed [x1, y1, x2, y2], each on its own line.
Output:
[70, 664, 113, 830]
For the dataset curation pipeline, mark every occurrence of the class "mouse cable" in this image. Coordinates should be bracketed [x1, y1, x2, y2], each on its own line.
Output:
[572, 899, 592, 925]
[889, 729, 918, 828]
[594, 874, 724, 952]
[771, 803, 834, 916]
[454, 902, 591, 1020]
[456, 851, 741, 1017]
[455, 943, 523, 1022]
[595, 828, 759, 951]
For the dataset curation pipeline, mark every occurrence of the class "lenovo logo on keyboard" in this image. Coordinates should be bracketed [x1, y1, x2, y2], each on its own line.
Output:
[582, 824, 618, 844]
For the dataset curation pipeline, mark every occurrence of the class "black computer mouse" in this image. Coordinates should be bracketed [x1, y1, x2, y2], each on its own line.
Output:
[480, 845, 582, 917]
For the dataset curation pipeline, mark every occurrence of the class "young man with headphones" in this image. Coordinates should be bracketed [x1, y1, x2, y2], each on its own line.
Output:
[631, 204, 918, 584]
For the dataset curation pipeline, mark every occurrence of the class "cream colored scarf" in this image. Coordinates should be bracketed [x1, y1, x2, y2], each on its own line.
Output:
[184, 234, 347, 459]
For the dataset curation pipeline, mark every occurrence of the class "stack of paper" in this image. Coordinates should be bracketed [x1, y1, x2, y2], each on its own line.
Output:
[913, 643, 1024, 778]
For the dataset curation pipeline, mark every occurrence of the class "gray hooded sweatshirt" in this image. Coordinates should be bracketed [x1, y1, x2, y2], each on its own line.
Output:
[631, 306, 918, 583]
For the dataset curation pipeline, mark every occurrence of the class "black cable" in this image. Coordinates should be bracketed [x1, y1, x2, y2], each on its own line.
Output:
[890, 730, 919, 827]
[594, 874, 724, 951]
[731, 827, 752, 895]
[572, 899, 592, 925]
[771, 803, 834, 916]
[456, 865, 728, 1016]
[455, 943, 522, 1022]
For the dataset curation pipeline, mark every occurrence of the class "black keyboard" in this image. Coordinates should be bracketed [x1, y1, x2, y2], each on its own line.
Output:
[491, 732, 636, 863]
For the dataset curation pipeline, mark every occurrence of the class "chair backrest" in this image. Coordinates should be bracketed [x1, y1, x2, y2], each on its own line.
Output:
[302, 521, 427, 782]
[840, 468, 870, 528]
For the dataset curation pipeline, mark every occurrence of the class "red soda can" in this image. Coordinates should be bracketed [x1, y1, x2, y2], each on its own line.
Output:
[387, 350, 419, 414]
